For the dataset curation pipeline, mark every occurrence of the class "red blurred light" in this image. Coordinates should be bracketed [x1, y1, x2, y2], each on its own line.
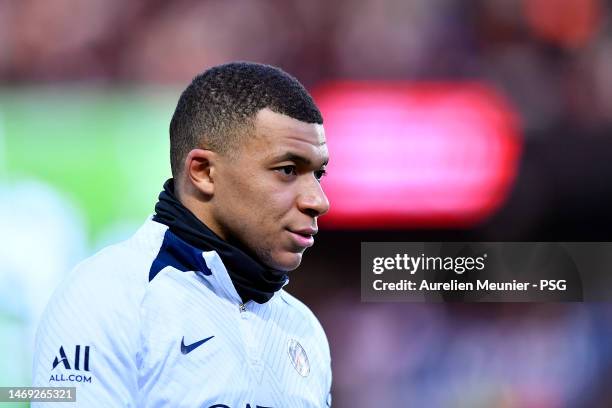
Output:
[313, 82, 522, 229]
[523, 0, 602, 49]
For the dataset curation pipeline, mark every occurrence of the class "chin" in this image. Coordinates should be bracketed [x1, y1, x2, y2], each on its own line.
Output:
[270, 251, 303, 272]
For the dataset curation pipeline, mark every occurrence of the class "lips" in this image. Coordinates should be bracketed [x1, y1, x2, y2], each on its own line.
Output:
[287, 227, 317, 248]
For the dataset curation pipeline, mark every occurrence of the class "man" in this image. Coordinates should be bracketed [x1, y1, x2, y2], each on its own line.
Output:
[33, 62, 332, 407]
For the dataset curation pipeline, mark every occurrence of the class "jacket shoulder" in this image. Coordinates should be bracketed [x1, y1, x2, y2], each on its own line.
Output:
[60, 241, 151, 304]
[279, 290, 329, 352]
[38, 222, 166, 337]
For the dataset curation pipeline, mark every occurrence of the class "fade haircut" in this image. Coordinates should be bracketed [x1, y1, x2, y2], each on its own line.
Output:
[169, 62, 323, 177]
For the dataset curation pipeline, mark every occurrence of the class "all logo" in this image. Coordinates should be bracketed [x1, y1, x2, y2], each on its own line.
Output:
[287, 339, 310, 377]
[49, 345, 92, 384]
[52, 345, 90, 371]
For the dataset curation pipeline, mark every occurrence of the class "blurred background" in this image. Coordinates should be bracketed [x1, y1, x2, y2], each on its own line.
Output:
[1, 0, 612, 406]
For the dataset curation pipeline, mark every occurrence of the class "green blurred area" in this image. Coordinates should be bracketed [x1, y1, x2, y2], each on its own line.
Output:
[0, 87, 177, 244]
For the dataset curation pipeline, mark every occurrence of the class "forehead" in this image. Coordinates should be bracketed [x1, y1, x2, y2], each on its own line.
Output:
[247, 108, 328, 162]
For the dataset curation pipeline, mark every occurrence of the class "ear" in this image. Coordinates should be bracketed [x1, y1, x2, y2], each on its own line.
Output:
[184, 148, 217, 196]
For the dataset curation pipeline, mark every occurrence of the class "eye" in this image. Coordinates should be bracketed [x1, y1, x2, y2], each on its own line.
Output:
[276, 165, 297, 177]
[314, 169, 327, 181]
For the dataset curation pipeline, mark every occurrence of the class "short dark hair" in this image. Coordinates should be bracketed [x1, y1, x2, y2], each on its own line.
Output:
[169, 62, 323, 177]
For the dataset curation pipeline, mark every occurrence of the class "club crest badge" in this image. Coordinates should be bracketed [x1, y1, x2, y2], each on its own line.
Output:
[287, 339, 310, 377]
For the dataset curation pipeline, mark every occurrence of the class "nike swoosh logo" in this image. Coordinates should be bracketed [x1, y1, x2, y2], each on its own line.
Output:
[181, 335, 215, 354]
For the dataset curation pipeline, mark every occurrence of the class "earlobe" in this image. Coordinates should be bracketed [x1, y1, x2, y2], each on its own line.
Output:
[184, 149, 215, 196]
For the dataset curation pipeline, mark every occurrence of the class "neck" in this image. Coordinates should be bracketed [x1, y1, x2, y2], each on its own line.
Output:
[175, 177, 228, 241]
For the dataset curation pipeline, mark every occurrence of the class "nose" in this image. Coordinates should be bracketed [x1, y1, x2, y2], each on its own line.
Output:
[297, 178, 330, 218]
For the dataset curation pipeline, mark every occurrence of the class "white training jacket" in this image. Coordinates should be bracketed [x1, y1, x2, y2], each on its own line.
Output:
[32, 218, 332, 407]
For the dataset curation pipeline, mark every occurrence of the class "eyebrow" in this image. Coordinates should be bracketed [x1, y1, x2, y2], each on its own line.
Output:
[271, 152, 328, 167]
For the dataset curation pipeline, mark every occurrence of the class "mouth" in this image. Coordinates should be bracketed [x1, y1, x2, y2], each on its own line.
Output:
[287, 228, 317, 248]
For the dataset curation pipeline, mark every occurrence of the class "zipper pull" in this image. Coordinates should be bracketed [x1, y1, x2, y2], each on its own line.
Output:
[239, 303, 246, 313]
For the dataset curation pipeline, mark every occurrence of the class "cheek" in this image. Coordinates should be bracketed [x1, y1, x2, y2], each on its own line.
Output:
[260, 190, 296, 223]
[245, 179, 295, 219]
[220, 170, 296, 231]
[245, 195, 291, 240]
